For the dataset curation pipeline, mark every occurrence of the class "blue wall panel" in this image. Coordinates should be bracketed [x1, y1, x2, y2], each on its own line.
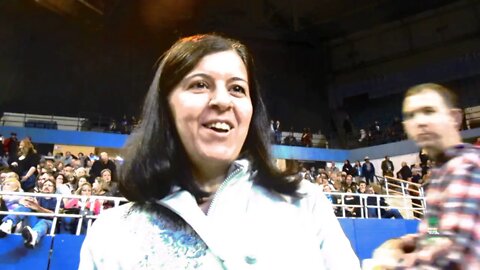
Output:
[0, 235, 52, 270]
[338, 218, 357, 252]
[49, 234, 86, 270]
[350, 219, 419, 261]
[2, 126, 479, 161]
[0, 126, 128, 148]
[0, 220, 419, 269]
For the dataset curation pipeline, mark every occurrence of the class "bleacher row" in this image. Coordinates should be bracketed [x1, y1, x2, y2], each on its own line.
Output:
[0, 219, 420, 269]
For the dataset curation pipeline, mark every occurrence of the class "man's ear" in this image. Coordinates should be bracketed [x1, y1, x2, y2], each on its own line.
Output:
[450, 108, 463, 130]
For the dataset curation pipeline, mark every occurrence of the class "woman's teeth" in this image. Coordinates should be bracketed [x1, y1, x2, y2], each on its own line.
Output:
[206, 122, 231, 132]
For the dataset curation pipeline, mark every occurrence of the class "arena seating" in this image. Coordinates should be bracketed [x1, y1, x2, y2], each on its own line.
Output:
[0, 219, 419, 269]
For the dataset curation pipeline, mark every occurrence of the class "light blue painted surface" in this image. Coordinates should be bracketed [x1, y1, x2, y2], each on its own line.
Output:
[1, 126, 479, 161]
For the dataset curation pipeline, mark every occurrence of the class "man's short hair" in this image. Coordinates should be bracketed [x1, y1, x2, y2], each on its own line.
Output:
[404, 83, 459, 109]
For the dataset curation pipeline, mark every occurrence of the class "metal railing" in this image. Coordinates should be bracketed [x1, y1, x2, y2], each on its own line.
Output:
[324, 191, 426, 220]
[0, 191, 128, 236]
[0, 189, 426, 237]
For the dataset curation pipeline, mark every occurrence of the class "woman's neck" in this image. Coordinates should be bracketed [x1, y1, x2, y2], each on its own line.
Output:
[192, 163, 230, 193]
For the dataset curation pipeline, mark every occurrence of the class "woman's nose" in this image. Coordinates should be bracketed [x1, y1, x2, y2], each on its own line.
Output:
[209, 87, 233, 110]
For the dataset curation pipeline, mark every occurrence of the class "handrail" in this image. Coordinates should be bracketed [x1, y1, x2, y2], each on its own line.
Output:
[0, 190, 426, 236]
[316, 191, 425, 219]
[0, 191, 128, 235]
[384, 176, 422, 187]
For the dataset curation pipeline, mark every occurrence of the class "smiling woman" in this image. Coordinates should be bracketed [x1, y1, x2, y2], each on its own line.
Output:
[79, 34, 360, 269]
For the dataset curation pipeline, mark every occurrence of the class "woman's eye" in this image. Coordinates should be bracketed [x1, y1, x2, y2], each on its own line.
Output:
[189, 81, 209, 90]
[230, 85, 246, 95]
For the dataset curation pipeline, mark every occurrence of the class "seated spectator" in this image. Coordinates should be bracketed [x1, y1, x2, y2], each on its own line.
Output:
[0, 179, 58, 248]
[92, 177, 115, 209]
[55, 173, 71, 195]
[365, 186, 403, 219]
[397, 162, 412, 181]
[77, 176, 88, 190]
[301, 128, 313, 147]
[342, 160, 354, 176]
[0, 176, 22, 211]
[333, 179, 344, 192]
[33, 172, 53, 193]
[65, 173, 78, 193]
[100, 169, 120, 197]
[323, 185, 341, 217]
[410, 163, 422, 184]
[357, 181, 367, 195]
[92, 177, 106, 196]
[283, 130, 297, 146]
[343, 188, 361, 218]
[342, 174, 358, 193]
[63, 182, 101, 234]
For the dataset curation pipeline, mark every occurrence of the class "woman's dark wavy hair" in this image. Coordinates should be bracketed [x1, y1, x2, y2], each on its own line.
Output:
[119, 34, 300, 202]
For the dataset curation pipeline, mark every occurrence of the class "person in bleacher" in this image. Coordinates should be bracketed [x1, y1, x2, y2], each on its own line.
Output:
[9, 138, 40, 192]
[361, 156, 375, 185]
[0, 179, 57, 248]
[88, 152, 116, 184]
[381, 155, 394, 177]
[364, 185, 403, 219]
[63, 182, 101, 234]
[0, 175, 22, 212]
[373, 83, 480, 268]
[79, 33, 360, 269]
[343, 188, 361, 217]
[100, 168, 120, 197]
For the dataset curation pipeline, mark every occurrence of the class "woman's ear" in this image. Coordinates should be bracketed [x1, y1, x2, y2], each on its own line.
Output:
[450, 108, 463, 130]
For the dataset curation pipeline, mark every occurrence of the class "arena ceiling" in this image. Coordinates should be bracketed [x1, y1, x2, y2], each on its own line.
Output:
[0, 0, 462, 124]
[14, 0, 455, 42]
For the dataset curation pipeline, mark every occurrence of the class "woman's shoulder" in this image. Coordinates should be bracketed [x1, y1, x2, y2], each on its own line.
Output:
[253, 180, 329, 208]
[96, 202, 134, 221]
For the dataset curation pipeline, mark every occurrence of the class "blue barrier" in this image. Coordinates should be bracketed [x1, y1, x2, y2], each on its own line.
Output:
[0, 235, 52, 270]
[0, 219, 419, 269]
[49, 234, 85, 270]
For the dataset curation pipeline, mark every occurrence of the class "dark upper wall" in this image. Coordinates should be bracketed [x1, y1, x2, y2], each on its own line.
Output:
[0, 1, 332, 134]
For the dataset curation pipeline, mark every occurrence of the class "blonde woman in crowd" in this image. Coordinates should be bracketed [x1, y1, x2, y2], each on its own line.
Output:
[0, 176, 22, 211]
[10, 139, 40, 191]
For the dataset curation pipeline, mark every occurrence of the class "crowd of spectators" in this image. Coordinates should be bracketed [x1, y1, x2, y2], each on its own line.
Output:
[106, 115, 138, 134]
[0, 133, 437, 248]
[354, 118, 405, 147]
[298, 153, 433, 219]
[270, 120, 327, 148]
[0, 138, 122, 248]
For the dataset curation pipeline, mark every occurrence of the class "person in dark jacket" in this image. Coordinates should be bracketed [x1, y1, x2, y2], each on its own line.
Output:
[89, 152, 116, 184]
[361, 157, 375, 185]
[381, 156, 394, 177]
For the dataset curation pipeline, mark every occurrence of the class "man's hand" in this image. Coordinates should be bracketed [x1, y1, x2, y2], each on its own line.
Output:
[399, 236, 454, 268]
[20, 197, 40, 210]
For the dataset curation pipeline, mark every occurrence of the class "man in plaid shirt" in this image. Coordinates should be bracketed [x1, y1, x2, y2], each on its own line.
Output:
[395, 83, 480, 269]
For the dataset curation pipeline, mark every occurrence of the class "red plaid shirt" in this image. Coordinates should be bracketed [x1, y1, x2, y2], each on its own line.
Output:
[418, 144, 480, 269]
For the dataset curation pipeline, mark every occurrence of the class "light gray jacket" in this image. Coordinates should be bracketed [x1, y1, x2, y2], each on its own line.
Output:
[80, 159, 360, 269]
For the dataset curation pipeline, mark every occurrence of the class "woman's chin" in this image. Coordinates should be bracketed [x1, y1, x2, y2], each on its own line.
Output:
[199, 151, 238, 165]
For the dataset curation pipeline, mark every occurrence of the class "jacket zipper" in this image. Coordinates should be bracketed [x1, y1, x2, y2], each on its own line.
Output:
[206, 166, 243, 215]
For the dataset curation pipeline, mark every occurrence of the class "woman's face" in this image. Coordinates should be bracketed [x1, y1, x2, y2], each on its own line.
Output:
[80, 184, 92, 196]
[78, 177, 87, 187]
[2, 181, 19, 192]
[55, 175, 64, 185]
[101, 171, 111, 182]
[168, 50, 253, 171]
[75, 168, 86, 177]
[92, 180, 100, 191]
